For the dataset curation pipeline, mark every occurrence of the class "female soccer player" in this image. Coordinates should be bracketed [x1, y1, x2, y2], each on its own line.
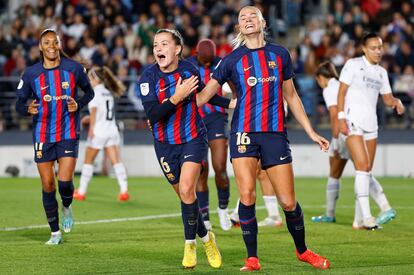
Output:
[73, 66, 129, 202]
[15, 29, 94, 245]
[337, 32, 404, 230]
[312, 61, 396, 227]
[195, 6, 331, 271]
[137, 29, 232, 269]
[186, 39, 232, 231]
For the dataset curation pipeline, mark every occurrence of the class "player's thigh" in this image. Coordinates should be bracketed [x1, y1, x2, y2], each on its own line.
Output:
[346, 135, 370, 171]
[209, 138, 228, 173]
[365, 138, 377, 170]
[84, 147, 100, 164]
[265, 163, 296, 210]
[329, 156, 348, 179]
[36, 161, 56, 191]
[196, 160, 209, 192]
[57, 157, 77, 181]
[257, 168, 275, 196]
[232, 157, 258, 204]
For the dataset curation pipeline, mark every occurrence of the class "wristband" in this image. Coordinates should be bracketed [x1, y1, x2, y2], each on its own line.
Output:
[337, 111, 345, 120]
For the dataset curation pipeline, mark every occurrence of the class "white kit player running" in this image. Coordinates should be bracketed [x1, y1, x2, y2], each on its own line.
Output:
[312, 61, 397, 228]
[74, 66, 130, 202]
[337, 33, 404, 230]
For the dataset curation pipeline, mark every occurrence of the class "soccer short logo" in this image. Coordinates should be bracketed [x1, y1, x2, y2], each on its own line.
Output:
[166, 173, 175, 181]
[43, 94, 52, 102]
[140, 83, 149, 96]
[238, 145, 246, 153]
[268, 61, 276, 69]
[17, 79, 23, 89]
[62, 81, 69, 89]
[247, 76, 257, 87]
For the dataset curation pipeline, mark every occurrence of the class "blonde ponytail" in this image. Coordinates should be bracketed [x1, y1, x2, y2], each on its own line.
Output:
[90, 66, 126, 97]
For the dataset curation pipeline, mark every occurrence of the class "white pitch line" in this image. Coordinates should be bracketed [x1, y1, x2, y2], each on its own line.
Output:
[1, 204, 413, 232]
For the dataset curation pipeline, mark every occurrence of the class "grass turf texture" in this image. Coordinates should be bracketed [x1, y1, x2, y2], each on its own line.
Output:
[0, 177, 413, 274]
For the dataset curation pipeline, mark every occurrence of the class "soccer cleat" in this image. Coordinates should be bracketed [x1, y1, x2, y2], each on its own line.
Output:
[118, 192, 130, 202]
[311, 215, 336, 223]
[297, 249, 330, 270]
[258, 216, 283, 227]
[204, 220, 213, 231]
[45, 231, 62, 245]
[73, 190, 86, 201]
[61, 206, 74, 233]
[362, 217, 382, 231]
[240, 257, 261, 271]
[217, 207, 232, 231]
[376, 208, 396, 225]
[230, 211, 240, 227]
[182, 242, 197, 269]
[203, 231, 222, 268]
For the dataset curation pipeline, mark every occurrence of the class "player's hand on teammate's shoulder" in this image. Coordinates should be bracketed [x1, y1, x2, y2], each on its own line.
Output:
[28, 99, 39, 115]
[67, 97, 78, 112]
[170, 76, 199, 105]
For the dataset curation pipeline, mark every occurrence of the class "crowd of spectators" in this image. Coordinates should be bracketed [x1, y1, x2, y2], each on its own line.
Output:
[0, 0, 413, 131]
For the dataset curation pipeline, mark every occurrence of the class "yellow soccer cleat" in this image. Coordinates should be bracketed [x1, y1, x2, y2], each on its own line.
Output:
[182, 242, 197, 269]
[203, 231, 222, 268]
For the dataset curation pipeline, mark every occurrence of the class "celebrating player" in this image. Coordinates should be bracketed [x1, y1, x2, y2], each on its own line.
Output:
[15, 29, 94, 245]
[137, 29, 233, 269]
[73, 66, 129, 202]
[337, 32, 404, 230]
[186, 39, 232, 231]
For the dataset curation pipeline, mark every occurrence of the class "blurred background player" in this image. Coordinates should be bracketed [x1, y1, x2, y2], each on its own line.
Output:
[338, 32, 404, 230]
[312, 61, 397, 227]
[73, 66, 129, 202]
[15, 28, 94, 245]
[186, 39, 232, 231]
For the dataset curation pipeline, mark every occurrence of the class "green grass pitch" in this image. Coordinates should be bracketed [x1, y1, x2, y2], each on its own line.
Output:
[1, 177, 413, 274]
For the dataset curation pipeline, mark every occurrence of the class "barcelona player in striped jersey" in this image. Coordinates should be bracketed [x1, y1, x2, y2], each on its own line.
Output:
[137, 29, 234, 269]
[15, 29, 94, 245]
[193, 6, 331, 271]
[186, 39, 232, 231]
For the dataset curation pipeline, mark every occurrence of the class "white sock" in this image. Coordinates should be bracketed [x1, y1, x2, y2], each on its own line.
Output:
[201, 233, 210, 243]
[185, 239, 196, 245]
[232, 199, 240, 215]
[326, 177, 340, 217]
[369, 174, 391, 212]
[78, 164, 94, 195]
[114, 163, 128, 193]
[51, 230, 61, 236]
[354, 198, 362, 224]
[263, 195, 280, 218]
[355, 170, 372, 220]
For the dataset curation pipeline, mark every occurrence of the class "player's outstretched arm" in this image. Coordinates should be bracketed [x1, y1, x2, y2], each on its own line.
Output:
[382, 93, 405, 115]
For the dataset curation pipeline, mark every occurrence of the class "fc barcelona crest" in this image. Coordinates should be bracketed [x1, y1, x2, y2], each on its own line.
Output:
[166, 173, 176, 181]
[268, 61, 276, 69]
[238, 145, 246, 153]
[62, 81, 69, 89]
[36, 150, 42, 159]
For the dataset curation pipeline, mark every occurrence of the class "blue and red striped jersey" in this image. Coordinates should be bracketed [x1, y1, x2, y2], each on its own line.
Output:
[186, 56, 226, 118]
[212, 43, 294, 134]
[138, 60, 205, 144]
[16, 58, 93, 143]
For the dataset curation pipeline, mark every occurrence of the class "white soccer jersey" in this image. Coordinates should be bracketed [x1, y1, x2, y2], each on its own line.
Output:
[339, 56, 391, 131]
[88, 84, 118, 137]
[323, 78, 340, 109]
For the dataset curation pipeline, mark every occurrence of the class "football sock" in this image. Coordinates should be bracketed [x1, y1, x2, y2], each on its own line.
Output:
[239, 202, 258, 258]
[355, 170, 372, 219]
[197, 209, 208, 239]
[369, 174, 391, 212]
[42, 190, 59, 232]
[262, 195, 280, 218]
[326, 177, 340, 217]
[78, 164, 93, 195]
[196, 191, 209, 221]
[283, 202, 307, 254]
[58, 180, 74, 208]
[354, 198, 362, 224]
[181, 200, 199, 240]
[113, 163, 128, 193]
[217, 185, 230, 209]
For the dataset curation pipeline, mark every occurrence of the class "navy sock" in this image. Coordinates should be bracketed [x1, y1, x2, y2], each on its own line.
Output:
[58, 180, 74, 208]
[181, 200, 199, 240]
[197, 209, 208, 238]
[196, 191, 209, 221]
[42, 190, 59, 232]
[283, 202, 307, 254]
[217, 186, 230, 209]
[239, 202, 258, 258]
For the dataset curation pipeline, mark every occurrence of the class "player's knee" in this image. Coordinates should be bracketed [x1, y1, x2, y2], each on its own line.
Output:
[354, 160, 370, 172]
[239, 189, 256, 205]
[179, 187, 196, 203]
[279, 199, 296, 212]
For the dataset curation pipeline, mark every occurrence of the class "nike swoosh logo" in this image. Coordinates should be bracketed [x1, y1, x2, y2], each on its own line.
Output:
[215, 133, 224, 137]
[243, 66, 253, 72]
[184, 154, 193, 159]
[280, 155, 289, 160]
[41, 86, 49, 90]
[159, 87, 168, 92]
[64, 150, 73, 154]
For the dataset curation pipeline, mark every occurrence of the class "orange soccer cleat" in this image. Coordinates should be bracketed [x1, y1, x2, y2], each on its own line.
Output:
[73, 190, 86, 201]
[118, 192, 130, 202]
[296, 249, 330, 270]
[240, 257, 261, 271]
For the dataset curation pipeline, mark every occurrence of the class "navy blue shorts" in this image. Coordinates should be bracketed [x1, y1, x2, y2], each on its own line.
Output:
[34, 139, 79, 163]
[203, 113, 228, 142]
[229, 132, 292, 169]
[154, 133, 208, 184]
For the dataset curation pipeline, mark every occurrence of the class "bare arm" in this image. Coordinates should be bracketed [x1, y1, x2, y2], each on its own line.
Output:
[382, 93, 404, 115]
[328, 105, 339, 138]
[283, 79, 329, 151]
[196, 78, 222, 107]
[337, 82, 349, 135]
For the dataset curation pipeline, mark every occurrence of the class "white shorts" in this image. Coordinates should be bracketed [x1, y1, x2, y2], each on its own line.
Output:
[346, 120, 378, 140]
[87, 132, 121, 150]
[329, 134, 350, 159]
